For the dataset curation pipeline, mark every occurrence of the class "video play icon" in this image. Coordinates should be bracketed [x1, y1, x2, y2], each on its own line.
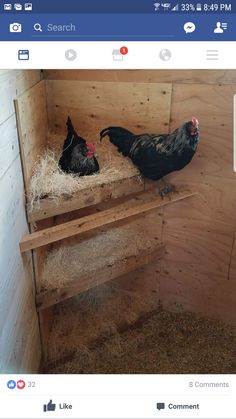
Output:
[65, 49, 77, 61]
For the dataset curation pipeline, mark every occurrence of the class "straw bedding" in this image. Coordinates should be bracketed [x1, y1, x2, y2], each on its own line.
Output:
[45, 281, 160, 365]
[28, 133, 140, 210]
[45, 310, 236, 374]
[40, 224, 159, 291]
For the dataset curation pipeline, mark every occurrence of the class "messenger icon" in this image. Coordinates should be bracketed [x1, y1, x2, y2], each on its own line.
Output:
[184, 22, 196, 33]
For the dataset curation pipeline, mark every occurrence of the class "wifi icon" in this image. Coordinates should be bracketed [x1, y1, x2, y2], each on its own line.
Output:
[154, 3, 160, 11]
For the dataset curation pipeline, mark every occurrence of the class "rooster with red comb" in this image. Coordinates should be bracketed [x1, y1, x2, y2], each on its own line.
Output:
[59, 117, 99, 176]
[100, 117, 199, 196]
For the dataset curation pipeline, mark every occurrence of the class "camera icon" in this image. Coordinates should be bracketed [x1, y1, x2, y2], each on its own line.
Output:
[9, 23, 22, 32]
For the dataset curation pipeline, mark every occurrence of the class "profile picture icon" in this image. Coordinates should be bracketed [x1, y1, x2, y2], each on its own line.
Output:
[214, 22, 223, 33]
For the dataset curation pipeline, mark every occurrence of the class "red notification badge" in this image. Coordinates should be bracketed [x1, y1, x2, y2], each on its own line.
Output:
[120, 46, 128, 55]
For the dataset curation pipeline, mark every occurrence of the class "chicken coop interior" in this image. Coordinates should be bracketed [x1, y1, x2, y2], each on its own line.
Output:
[1, 69, 236, 374]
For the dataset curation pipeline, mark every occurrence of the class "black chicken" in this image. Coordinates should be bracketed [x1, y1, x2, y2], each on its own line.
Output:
[59, 117, 99, 176]
[100, 118, 199, 191]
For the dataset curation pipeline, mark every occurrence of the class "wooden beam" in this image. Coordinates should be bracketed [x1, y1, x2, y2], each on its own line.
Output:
[20, 189, 197, 253]
[36, 245, 165, 310]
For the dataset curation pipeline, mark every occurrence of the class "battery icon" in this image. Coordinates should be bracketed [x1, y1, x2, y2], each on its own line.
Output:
[196, 3, 202, 10]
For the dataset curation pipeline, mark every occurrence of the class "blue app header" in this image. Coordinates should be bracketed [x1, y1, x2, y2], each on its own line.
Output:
[0, 13, 235, 41]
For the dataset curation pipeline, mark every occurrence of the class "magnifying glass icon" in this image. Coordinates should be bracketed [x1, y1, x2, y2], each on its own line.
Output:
[34, 23, 42, 32]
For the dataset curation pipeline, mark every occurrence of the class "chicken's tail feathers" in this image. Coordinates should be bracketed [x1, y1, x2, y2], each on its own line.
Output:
[100, 127, 111, 142]
[99, 126, 136, 157]
[66, 116, 77, 137]
[100, 127, 134, 141]
[100, 126, 134, 142]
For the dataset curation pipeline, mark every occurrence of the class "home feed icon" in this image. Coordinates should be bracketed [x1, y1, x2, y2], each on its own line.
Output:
[18, 50, 29, 60]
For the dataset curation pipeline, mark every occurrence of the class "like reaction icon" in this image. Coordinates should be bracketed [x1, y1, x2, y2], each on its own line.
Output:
[43, 400, 56, 412]
[7, 380, 16, 390]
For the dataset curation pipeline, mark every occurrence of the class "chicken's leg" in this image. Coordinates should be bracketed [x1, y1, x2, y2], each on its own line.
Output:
[158, 178, 176, 198]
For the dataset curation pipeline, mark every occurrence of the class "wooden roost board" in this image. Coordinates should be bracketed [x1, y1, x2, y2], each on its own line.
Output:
[20, 189, 197, 253]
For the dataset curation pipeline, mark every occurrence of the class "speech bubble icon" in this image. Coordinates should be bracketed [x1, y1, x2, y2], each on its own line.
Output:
[184, 22, 196, 33]
[156, 403, 165, 411]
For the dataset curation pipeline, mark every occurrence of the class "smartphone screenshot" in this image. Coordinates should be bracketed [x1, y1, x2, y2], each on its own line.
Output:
[0, 0, 236, 418]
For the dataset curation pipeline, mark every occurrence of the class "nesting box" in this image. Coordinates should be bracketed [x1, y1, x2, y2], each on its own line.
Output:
[16, 76, 197, 368]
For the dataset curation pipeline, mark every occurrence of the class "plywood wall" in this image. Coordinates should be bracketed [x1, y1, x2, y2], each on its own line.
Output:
[161, 82, 236, 325]
[44, 70, 236, 326]
[0, 70, 41, 372]
[46, 80, 171, 141]
[15, 81, 48, 193]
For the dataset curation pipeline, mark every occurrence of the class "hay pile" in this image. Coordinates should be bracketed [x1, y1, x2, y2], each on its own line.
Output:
[45, 310, 236, 374]
[28, 133, 140, 209]
[45, 281, 160, 365]
[41, 224, 158, 291]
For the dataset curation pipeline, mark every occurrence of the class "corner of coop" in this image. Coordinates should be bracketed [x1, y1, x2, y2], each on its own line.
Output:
[15, 76, 198, 366]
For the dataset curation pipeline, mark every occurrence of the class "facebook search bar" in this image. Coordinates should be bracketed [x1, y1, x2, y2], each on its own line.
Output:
[33, 22, 76, 33]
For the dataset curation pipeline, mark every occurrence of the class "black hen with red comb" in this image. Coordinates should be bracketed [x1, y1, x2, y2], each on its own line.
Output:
[59, 117, 99, 176]
[100, 118, 199, 181]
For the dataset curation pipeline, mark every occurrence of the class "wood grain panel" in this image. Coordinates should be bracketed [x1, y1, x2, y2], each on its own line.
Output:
[0, 70, 41, 125]
[159, 80, 236, 324]
[15, 80, 48, 193]
[162, 194, 233, 276]
[46, 80, 172, 139]
[0, 156, 41, 372]
[0, 70, 41, 373]
[0, 115, 19, 180]
[160, 262, 236, 326]
[169, 83, 236, 179]
[44, 70, 236, 85]
[160, 192, 236, 324]
[165, 173, 236, 227]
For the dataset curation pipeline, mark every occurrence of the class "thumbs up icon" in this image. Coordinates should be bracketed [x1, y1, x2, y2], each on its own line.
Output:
[43, 400, 56, 412]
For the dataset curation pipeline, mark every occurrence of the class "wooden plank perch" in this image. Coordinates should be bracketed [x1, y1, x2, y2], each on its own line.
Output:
[36, 245, 165, 310]
[20, 189, 197, 253]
